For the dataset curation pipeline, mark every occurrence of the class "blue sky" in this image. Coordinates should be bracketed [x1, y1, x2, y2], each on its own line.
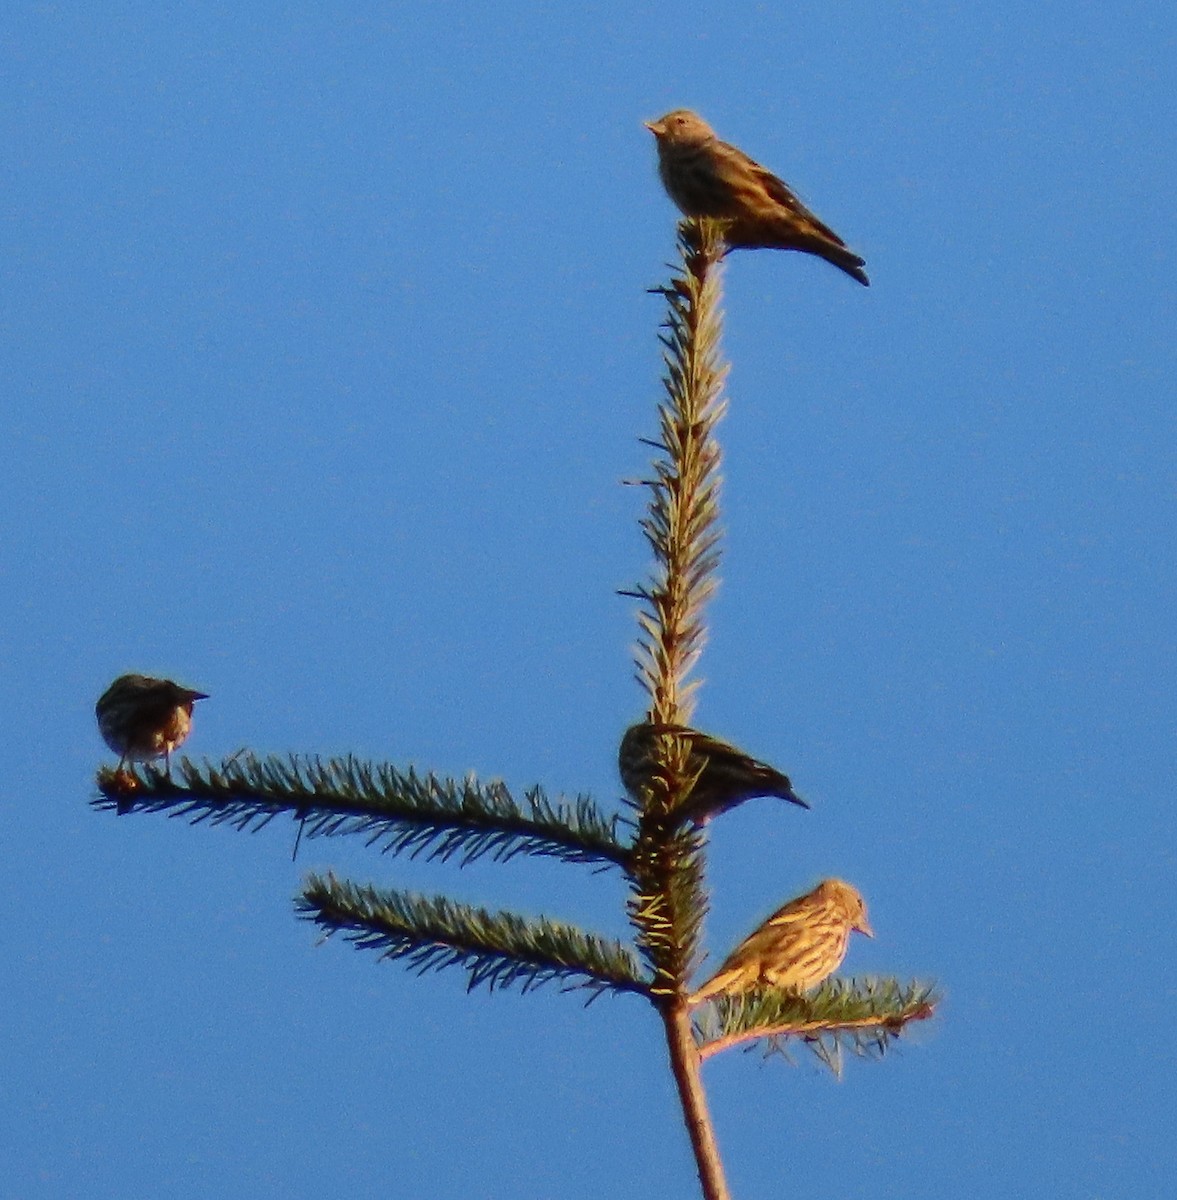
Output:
[3, 3, 1174, 1197]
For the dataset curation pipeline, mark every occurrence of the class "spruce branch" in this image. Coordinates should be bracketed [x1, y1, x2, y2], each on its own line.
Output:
[298, 874, 650, 1000]
[627, 819, 709, 995]
[693, 976, 939, 1066]
[626, 221, 728, 994]
[631, 219, 729, 729]
[94, 752, 630, 871]
[627, 219, 733, 1200]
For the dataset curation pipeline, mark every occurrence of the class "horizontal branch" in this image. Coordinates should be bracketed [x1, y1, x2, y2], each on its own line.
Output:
[694, 976, 938, 1064]
[298, 873, 652, 1001]
[93, 753, 632, 871]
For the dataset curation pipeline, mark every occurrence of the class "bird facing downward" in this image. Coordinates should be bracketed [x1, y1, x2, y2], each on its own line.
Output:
[645, 109, 869, 286]
[96, 673, 208, 776]
[618, 721, 808, 826]
[689, 878, 873, 1005]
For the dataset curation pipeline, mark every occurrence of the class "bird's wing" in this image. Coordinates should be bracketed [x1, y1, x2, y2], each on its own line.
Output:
[747, 159, 851, 249]
[679, 729, 728, 754]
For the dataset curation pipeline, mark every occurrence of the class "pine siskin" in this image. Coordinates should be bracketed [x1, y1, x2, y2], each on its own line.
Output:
[618, 721, 808, 826]
[689, 878, 873, 1005]
[645, 109, 869, 286]
[96, 673, 208, 776]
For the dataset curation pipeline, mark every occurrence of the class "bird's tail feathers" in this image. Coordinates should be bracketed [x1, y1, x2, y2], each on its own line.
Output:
[688, 966, 745, 1006]
[724, 219, 870, 286]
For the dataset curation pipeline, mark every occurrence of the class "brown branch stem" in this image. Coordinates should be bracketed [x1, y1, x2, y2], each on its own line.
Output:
[631, 221, 732, 1196]
[662, 1000, 730, 1200]
[697, 1002, 937, 1060]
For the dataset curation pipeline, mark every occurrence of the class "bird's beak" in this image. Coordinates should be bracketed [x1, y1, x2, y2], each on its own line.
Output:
[644, 119, 663, 136]
[857, 918, 875, 938]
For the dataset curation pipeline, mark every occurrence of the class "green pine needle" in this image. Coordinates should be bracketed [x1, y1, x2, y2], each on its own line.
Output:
[94, 752, 631, 871]
[298, 873, 650, 1000]
[693, 976, 939, 1072]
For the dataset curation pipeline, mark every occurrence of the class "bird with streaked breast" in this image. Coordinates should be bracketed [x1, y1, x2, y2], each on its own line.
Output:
[689, 878, 873, 1005]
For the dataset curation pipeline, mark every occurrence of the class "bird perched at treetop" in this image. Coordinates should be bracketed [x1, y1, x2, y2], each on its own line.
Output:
[645, 108, 869, 286]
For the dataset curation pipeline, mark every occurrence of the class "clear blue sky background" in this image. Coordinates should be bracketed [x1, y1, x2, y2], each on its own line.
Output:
[3, 3, 1174, 1197]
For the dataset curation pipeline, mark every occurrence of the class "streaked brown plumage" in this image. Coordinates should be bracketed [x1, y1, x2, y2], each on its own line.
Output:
[645, 109, 869, 286]
[618, 721, 807, 826]
[689, 878, 873, 1004]
[96, 673, 208, 775]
